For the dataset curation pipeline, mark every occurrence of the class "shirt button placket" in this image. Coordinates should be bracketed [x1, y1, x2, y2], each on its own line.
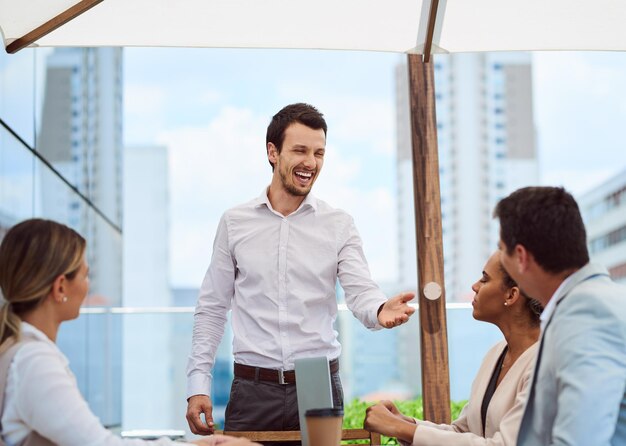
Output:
[278, 219, 290, 366]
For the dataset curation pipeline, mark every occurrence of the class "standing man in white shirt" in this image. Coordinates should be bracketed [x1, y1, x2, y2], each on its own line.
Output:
[185, 103, 416, 439]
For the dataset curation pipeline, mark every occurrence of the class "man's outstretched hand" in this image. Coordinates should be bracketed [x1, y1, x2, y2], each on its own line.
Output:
[377, 292, 416, 328]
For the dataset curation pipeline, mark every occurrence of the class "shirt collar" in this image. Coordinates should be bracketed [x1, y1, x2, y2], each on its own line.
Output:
[21, 321, 57, 346]
[254, 186, 318, 215]
[539, 273, 575, 332]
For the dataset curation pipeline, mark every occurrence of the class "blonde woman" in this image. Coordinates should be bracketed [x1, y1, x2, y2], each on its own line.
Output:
[364, 252, 543, 445]
[0, 219, 254, 446]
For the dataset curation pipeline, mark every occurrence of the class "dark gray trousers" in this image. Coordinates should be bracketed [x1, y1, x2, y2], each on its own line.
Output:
[224, 371, 343, 445]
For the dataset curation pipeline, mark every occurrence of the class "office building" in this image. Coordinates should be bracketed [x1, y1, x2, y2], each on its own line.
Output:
[579, 168, 626, 284]
[38, 47, 124, 426]
[122, 145, 173, 428]
[395, 53, 539, 302]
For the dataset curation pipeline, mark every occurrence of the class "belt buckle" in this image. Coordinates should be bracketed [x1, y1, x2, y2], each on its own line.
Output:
[278, 369, 287, 385]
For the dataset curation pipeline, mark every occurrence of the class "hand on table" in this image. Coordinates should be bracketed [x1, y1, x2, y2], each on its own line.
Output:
[364, 401, 417, 442]
[192, 434, 260, 445]
[378, 292, 416, 328]
[186, 395, 215, 435]
[192, 435, 260, 446]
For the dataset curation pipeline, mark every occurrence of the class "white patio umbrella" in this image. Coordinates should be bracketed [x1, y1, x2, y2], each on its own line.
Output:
[2, 0, 624, 424]
[2, 0, 625, 55]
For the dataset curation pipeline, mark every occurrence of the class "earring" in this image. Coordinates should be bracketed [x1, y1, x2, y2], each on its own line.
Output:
[62, 296, 68, 303]
[504, 302, 508, 306]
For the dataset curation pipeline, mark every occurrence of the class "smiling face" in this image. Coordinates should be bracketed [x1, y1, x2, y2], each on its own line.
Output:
[471, 252, 511, 324]
[268, 122, 326, 197]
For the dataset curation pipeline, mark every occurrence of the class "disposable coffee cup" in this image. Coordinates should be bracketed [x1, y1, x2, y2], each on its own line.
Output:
[305, 408, 343, 446]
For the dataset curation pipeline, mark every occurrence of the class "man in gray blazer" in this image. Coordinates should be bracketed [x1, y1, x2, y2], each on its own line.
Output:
[494, 186, 626, 445]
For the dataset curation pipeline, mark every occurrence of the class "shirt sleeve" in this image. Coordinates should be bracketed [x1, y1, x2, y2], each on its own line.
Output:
[12, 343, 180, 446]
[336, 216, 387, 329]
[186, 214, 236, 399]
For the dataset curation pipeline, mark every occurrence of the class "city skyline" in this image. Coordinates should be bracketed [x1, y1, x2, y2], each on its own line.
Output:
[124, 49, 626, 288]
[2, 45, 625, 433]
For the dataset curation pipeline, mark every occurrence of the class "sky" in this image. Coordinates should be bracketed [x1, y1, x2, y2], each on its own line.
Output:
[123, 49, 626, 287]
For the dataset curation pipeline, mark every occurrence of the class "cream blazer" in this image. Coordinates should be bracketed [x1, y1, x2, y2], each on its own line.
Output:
[408, 340, 538, 446]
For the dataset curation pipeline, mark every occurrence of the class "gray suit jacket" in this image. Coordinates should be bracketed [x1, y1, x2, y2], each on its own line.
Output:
[517, 263, 626, 446]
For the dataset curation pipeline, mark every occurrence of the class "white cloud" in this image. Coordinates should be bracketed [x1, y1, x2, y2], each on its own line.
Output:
[275, 83, 395, 156]
[0, 175, 34, 221]
[317, 150, 397, 283]
[541, 167, 617, 196]
[532, 52, 626, 185]
[157, 106, 267, 285]
[125, 83, 167, 116]
[200, 89, 222, 105]
[321, 96, 395, 156]
[123, 83, 169, 145]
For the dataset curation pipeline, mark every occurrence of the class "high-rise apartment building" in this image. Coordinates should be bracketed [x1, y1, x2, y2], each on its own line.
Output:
[37, 47, 124, 426]
[579, 168, 626, 284]
[122, 145, 172, 429]
[395, 53, 538, 302]
[39, 47, 123, 303]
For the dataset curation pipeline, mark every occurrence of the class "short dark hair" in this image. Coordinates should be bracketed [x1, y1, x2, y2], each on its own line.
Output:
[494, 186, 589, 274]
[266, 103, 327, 171]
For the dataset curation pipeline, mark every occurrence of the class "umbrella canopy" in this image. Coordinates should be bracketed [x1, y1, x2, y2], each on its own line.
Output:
[2, 0, 625, 427]
[2, 0, 626, 54]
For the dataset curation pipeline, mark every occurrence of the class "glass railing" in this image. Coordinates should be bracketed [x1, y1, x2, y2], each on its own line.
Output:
[72, 304, 502, 437]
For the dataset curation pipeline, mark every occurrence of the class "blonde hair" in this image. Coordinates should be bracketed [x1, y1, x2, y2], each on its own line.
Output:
[0, 219, 86, 345]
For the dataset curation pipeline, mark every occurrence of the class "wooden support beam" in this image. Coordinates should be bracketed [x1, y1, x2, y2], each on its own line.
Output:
[407, 53, 451, 424]
[422, 0, 440, 63]
[6, 0, 103, 54]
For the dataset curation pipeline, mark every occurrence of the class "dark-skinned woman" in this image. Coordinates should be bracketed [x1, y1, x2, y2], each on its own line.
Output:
[364, 251, 543, 445]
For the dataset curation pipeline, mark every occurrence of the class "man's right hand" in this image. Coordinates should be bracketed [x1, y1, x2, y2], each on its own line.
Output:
[186, 394, 215, 435]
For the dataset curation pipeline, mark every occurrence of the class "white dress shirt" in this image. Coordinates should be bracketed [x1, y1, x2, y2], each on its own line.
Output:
[1, 322, 185, 446]
[186, 190, 387, 398]
[539, 274, 574, 332]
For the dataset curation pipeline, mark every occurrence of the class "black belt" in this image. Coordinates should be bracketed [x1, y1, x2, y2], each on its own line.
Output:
[234, 358, 339, 385]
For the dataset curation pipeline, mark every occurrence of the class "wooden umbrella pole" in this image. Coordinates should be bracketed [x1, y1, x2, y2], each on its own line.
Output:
[407, 53, 451, 424]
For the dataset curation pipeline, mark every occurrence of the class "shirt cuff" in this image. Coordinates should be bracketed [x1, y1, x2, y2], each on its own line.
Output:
[186, 373, 212, 400]
[369, 297, 387, 330]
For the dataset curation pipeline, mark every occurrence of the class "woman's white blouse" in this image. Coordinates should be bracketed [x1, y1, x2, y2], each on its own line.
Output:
[1, 322, 183, 446]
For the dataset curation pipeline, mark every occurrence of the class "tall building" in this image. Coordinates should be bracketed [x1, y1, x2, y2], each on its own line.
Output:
[39, 47, 123, 303]
[37, 47, 124, 426]
[122, 145, 172, 429]
[579, 168, 626, 284]
[395, 53, 538, 302]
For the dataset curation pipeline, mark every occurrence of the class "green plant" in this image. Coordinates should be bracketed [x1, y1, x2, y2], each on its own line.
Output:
[341, 397, 467, 445]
